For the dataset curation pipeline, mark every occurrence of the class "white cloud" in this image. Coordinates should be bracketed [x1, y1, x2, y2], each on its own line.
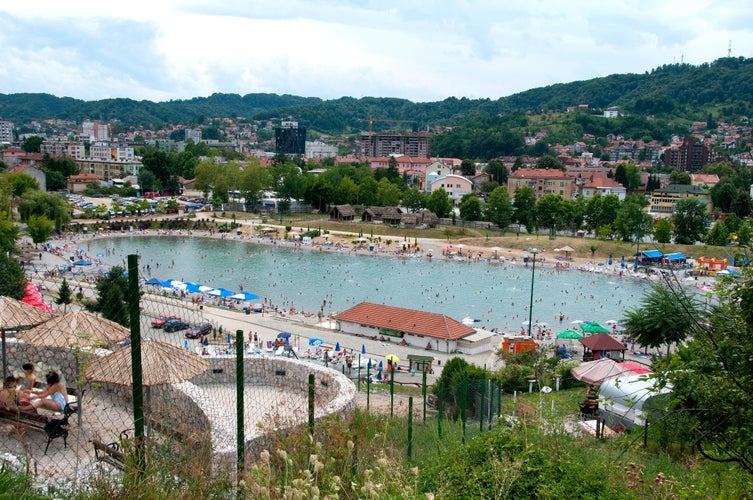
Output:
[0, 1, 751, 102]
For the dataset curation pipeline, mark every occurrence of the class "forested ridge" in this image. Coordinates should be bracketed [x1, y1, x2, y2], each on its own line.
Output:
[1, 57, 752, 135]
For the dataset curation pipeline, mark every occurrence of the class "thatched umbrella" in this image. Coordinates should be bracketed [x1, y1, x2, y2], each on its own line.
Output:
[85, 339, 209, 386]
[1, 295, 56, 378]
[85, 339, 210, 436]
[17, 310, 128, 348]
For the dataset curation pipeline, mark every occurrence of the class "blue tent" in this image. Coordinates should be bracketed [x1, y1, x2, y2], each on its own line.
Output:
[665, 252, 687, 261]
[640, 250, 664, 259]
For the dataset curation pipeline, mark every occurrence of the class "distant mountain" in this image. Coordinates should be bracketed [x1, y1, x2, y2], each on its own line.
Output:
[1, 57, 752, 132]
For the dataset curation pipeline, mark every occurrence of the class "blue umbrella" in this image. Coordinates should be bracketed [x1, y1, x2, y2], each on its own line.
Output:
[608, 253, 613, 265]
[159, 280, 174, 288]
[335, 342, 340, 352]
[277, 332, 292, 340]
[184, 340, 189, 350]
[145, 277, 162, 285]
[96, 252, 105, 257]
[309, 338, 324, 346]
[378, 360, 383, 369]
[207, 287, 235, 297]
[73, 259, 92, 266]
[230, 291, 260, 301]
[376, 368, 383, 381]
[361, 344, 366, 354]
[226, 333, 231, 344]
[620, 256, 625, 268]
[185, 283, 202, 293]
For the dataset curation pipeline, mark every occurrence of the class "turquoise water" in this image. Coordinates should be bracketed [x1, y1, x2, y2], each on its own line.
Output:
[84, 235, 649, 332]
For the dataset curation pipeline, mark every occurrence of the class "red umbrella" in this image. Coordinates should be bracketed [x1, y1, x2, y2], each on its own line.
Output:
[619, 361, 652, 375]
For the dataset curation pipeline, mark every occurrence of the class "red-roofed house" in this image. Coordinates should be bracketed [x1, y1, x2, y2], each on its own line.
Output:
[335, 302, 476, 353]
[580, 174, 627, 200]
[67, 173, 99, 193]
[507, 168, 576, 200]
[691, 173, 720, 189]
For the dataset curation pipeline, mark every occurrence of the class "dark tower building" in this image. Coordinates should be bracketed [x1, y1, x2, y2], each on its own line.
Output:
[275, 121, 306, 155]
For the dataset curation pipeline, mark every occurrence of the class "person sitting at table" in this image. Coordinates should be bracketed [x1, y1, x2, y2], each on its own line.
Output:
[0, 376, 20, 411]
[22, 371, 68, 413]
[15, 363, 37, 401]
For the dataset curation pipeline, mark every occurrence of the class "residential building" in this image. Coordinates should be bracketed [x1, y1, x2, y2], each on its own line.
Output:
[427, 174, 473, 206]
[74, 158, 142, 182]
[691, 173, 720, 189]
[79, 120, 111, 142]
[604, 107, 619, 118]
[507, 168, 576, 200]
[359, 132, 431, 158]
[0, 119, 14, 144]
[7, 165, 46, 191]
[580, 174, 627, 200]
[664, 135, 712, 171]
[66, 173, 100, 193]
[275, 121, 306, 156]
[185, 128, 202, 143]
[305, 140, 338, 159]
[648, 184, 712, 216]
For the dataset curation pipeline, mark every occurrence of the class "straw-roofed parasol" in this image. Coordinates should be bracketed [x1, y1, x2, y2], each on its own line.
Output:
[85, 339, 209, 386]
[17, 310, 127, 348]
[1, 295, 56, 377]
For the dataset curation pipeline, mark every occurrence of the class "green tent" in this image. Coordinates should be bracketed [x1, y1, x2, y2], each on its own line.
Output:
[580, 322, 611, 334]
[556, 329, 584, 339]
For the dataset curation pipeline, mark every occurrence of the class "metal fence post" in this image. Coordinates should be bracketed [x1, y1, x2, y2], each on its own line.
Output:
[407, 397, 413, 459]
[127, 254, 145, 474]
[236, 329, 245, 475]
[422, 368, 427, 422]
[390, 364, 395, 417]
[308, 373, 315, 434]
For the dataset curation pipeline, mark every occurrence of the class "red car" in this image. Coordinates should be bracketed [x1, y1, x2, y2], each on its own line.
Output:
[152, 315, 181, 328]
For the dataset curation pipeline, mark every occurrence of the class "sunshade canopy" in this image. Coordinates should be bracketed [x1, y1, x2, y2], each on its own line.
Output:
[0, 295, 55, 329]
[18, 310, 128, 348]
[556, 329, 583, 339]
[580, 322, 611, 334]
[571, 358, 631, 385]
[579, 332, 627, 352]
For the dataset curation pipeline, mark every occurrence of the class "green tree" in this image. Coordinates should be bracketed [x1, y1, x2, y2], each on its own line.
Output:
[535, 194, 563, 234]
[17, 191, 71, 230]
[598, 194, 621, 230]
[26, 214, 55, 245]
[672, 198, 708, 244]
[511, 156, 524, 172]
[4, 172, 39, 197]
[426, 188, 453, 218]
[376, 178, 402, 206]
[240, 162, 273, 207]
[624, 164, 642, 191]
[614, 164, 628, 188]
[386, 156, 399, 180]
[459, 159, 476, 177]
[0, 216, 20, 256]
[614, 194, 651, 242]
[654, 218, 673, 244]
[710, 177, 738, 213]
[459, 195, 482, 222]
[0, 253, 26, 299]
[357, 177, 378, 207]
[484, 159, 508, 185]
[55, 277, 73, 313]
[513, 186, 536, 232]
[730, 190, 752, 218]
[623, 282, 704, 363]
[704, 221, 729, 246]
[88, 265, 129, 327]
[669, 169, 692, 185]
[333, 176, 358, 205]
[482, 186, 513, 230]
[536, 155, 564, 171]
[21, 136, 43, 153]
[402, 188, 426, 213]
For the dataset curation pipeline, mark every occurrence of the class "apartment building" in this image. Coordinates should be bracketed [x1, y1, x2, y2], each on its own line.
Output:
[359, 132, 431, 158]
[507, 168, 576, 200]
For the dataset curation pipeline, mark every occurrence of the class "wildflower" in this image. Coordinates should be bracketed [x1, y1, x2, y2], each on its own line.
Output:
[260, 449, 270, 463]
[347, 440, 355, 451]
[277, 449, 288, 460]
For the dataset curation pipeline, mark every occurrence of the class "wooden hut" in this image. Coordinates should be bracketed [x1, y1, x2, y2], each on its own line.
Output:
[329, 204, 356, 222]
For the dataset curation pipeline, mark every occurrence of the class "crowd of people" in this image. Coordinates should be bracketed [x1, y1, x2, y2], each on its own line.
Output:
[0, 363, 68, 414]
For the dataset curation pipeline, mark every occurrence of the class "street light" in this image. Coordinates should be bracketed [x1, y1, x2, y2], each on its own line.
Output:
[527, 248, 542, 337]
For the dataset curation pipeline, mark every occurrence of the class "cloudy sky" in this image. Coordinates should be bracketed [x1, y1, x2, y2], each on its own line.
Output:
[1, 1, 750, 103]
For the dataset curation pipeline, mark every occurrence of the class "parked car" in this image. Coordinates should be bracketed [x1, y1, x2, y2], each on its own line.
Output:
[184, 322, 213, 339]
[163, 319, 189, 332]
[152, 315, 181, 328]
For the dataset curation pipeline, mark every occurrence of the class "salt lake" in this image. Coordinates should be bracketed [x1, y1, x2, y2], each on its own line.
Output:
[83, 235, 650, 332]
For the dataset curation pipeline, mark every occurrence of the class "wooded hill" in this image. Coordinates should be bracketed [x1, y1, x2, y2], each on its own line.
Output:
[1, 56, 751, 137]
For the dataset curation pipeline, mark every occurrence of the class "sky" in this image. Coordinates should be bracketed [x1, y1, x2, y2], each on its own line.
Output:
[1, 1, 752, 104]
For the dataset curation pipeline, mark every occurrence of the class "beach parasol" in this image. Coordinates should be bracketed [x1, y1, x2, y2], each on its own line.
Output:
[556, 329, 584, 339]
[386, 354, 400, 363]
[1, 295, 56, 377]
[18, 310, 128, 348]
[620, 361, 652, 375]
[207, 287, 235, 297]
[571, 358, 631, 385]
[309, 338, 324, 346]
[73, 259, 93, 266]
[571, 319, 584, 325]
[335, 342, 340, 352]
[608, 254, 613, 266]
[231, 291, 259, 301]
[277, 332, 292, 341]
[145, 277, 162, 285]
[361, 344, 366, 354]
[580, 322, 611, 334]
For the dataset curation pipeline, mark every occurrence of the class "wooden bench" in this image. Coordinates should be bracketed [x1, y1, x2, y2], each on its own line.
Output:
[91, 439, 127, 471]
[0, 403, 78, 454]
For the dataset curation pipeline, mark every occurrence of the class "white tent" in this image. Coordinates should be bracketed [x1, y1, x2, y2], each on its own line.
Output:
[598, 374, 672, 427]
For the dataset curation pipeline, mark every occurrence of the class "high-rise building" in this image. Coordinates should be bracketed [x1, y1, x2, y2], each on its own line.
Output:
[359, 132, 431, 158]
[664, 135, 712, 172]
[79, 120, 111, 142]
[0, 120, 14, 144]
[275, 121, 306, 155]
[185, 128, 202, 143]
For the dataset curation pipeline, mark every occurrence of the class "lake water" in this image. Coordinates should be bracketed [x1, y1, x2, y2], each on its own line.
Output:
[83, 235, 649, 332]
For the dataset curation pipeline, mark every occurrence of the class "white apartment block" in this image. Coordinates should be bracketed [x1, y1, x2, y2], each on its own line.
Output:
[185, 128, 202, 143]
[305, 140, 338, 158]
[0, 120, 14, 144]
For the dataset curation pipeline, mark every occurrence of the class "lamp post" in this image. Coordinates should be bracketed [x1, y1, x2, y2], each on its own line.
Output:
[527, 248, 541, 337]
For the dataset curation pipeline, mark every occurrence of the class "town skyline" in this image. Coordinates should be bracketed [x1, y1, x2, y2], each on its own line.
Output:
[1, 1, 751, 103]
